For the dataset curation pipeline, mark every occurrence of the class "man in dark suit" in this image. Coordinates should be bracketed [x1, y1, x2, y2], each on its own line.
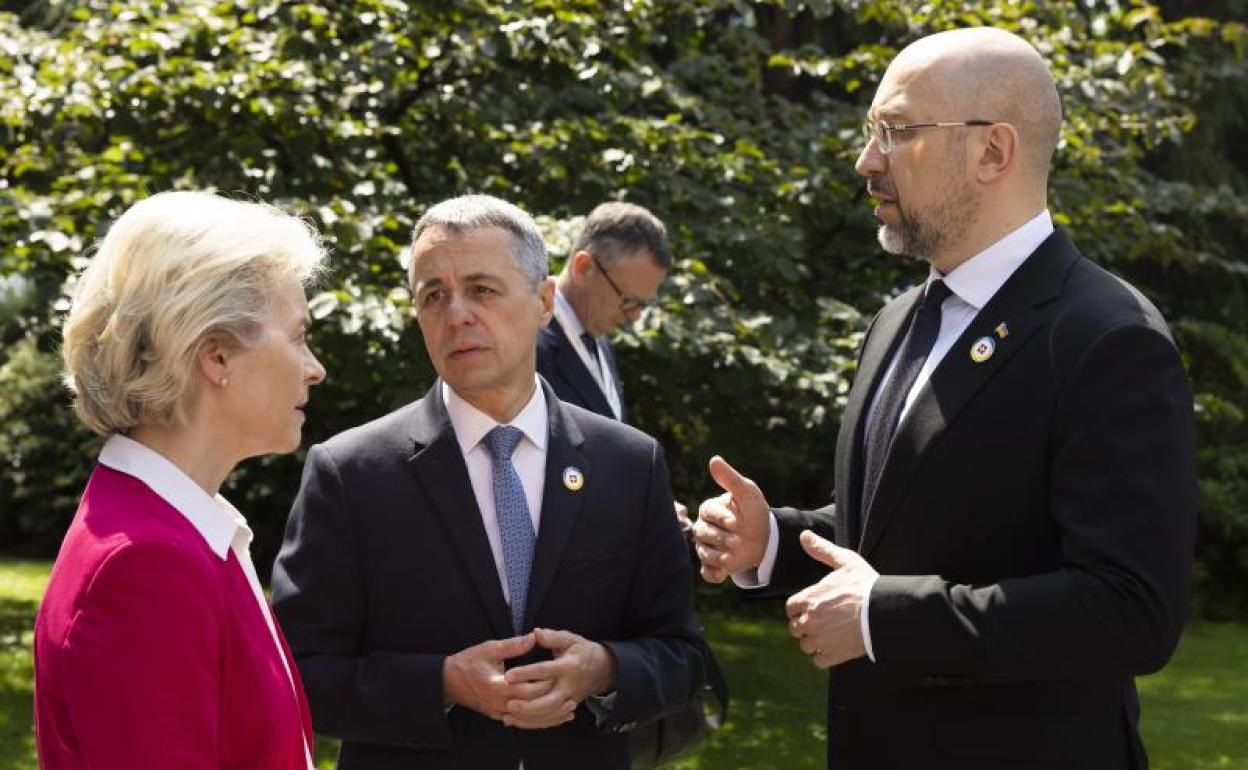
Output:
[692, 27, 1196, 770]
[536, 203, 695, 534]
[536, 202, 671, 423]
[272, 194, 704, 769]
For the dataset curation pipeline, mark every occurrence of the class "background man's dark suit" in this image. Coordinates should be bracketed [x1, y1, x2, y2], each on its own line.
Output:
[271, 380, 703, 770]
[536, 321, 625, 421]
[765, 231, 1196, 769]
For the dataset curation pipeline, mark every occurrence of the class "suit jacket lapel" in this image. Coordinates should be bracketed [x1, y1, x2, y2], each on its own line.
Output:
[858, 230, 1080, 556]
[405, 384, 513, 639]
[549, 321, 615, 417]
[523, 381, 588, 629]
[836, 284, 924, 548]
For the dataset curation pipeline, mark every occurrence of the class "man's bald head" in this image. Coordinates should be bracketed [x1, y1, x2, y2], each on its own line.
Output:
[887, 28, 1062, 180]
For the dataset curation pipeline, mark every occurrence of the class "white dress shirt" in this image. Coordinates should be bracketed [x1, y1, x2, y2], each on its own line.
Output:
[97, 434, 314, 769]
[443, 379, 616, 747]
[735, 210, 1055, 662]
[553, 289, 623, 419]
[444, 380, 602, 767]
[443, 379, 548, 606]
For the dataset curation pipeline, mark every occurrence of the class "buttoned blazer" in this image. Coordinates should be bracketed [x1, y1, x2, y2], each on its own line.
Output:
[34, 466, 315, 770]
[536, 319, 627, 421]
[766, 230, 1197, 770]
[271, 379, 703, 770]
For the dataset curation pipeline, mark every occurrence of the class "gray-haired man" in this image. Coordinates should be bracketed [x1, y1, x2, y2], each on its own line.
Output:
[273, 195, 705, 769]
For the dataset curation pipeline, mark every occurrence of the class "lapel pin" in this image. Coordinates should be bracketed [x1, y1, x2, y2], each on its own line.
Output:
[969, 336, 995, 363]
[994, 322, 1009, 339]
[562, 466, 585, 492]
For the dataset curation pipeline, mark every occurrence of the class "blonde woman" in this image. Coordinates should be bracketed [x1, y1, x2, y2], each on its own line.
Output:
[34, 191, 327, 769]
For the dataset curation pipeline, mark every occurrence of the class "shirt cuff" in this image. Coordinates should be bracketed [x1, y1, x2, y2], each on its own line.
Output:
[731, 512, 780, 589]
[860, 574, 879, 662]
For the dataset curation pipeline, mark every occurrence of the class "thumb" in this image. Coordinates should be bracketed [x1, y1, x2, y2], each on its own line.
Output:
[534, 627, 578, 652]
[708, 455, 756, 499]
[491, 633, 537, 660]
[799, 529, 847, 569]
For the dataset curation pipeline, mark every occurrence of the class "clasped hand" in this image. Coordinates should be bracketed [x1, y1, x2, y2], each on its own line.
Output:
[442, 627, 616, 729]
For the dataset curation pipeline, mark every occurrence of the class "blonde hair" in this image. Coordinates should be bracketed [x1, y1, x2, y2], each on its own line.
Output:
[61, 191, 326, 435]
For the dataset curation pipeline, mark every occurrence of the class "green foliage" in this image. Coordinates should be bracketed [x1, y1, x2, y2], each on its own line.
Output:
[0, 336, 100, 554]
[0, 0, 1245, 612]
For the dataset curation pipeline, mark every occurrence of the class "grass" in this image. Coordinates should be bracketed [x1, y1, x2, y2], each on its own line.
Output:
[1138, 622, 1248, 770]
[0, 560, 48, 770]
[2, 559, 1244, 769]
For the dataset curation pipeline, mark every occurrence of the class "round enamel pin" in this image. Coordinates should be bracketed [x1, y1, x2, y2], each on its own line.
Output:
[969, 336, 995, 363]
[563, 466, 585, 492]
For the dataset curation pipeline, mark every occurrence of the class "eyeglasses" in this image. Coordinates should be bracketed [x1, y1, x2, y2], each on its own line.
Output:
[590, 253, 656, 313]
[861, 119, 995, 154]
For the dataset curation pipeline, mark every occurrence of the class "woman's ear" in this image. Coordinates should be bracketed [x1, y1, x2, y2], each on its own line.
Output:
[196, 333, 232, 388]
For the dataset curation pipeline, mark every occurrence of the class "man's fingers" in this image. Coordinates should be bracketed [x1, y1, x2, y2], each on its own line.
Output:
[708, 455, 756, 499]
[533, 627, 578, 652]
[488, 633, 537, 660]
[799, 529, 848, 569]
[785, 588, 812, 620]
[505, 659, 562, 684]
[693, 519, 738, 551]
[695, 542, 730, 568]
[505, 678, 554, 702]
[700, 563, 728, 584]
[692, 520, 730, 554]
[506, 687, 575, 718]
[695, 495, 737, 532]
[788, 614, 807, 639]
[503, 704, 577, 730]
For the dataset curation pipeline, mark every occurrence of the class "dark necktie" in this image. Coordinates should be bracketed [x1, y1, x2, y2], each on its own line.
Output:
[580, 332, 602, 377]
[860, 280, 953, 516]
[482, 425, 536, 634]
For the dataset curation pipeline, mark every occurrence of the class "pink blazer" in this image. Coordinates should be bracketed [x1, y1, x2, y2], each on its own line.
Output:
[34, 465, 314, 769]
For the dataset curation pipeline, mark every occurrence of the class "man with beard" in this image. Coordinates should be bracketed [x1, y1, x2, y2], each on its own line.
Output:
[691, 27, 1196, 770]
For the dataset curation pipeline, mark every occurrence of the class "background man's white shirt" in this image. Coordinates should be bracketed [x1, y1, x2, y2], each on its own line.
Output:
[553, 289, 623, 419]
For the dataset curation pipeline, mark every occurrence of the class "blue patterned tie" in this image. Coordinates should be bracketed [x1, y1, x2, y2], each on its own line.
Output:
[482, 425, 536, 634]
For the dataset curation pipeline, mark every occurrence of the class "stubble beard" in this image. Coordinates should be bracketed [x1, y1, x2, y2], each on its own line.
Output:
[875, 144, 980, 264]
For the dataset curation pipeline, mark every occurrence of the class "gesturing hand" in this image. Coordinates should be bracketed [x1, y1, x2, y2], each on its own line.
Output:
[442, 634, 539, 721]
[785, 530, 878, 668]
[502, 628, 617, 730]
[692, 456, 770, 583]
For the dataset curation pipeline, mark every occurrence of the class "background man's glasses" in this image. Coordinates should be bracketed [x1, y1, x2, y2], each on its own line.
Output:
[861, 119, 995, 154]
[590, 254, 656, 313]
